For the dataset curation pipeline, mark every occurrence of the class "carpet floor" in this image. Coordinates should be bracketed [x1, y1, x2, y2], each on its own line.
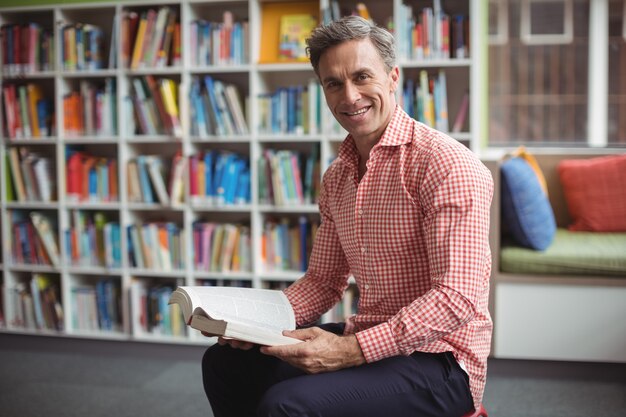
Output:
[0, 334, 624, 417]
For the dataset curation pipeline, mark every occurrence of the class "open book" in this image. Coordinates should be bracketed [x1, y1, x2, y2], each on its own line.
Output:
[168, 286, 301, 346]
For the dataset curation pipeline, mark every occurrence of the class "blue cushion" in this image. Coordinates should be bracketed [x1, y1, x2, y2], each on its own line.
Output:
[501, 157, 556, 250]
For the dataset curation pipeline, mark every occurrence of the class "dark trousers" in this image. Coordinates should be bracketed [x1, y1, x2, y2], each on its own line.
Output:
[202, 323, 474, 417]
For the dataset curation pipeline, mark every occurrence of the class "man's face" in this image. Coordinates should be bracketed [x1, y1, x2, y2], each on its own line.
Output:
[318, 38, 399, 143]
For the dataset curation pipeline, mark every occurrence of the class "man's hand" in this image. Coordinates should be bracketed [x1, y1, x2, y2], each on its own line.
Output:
[260, 327, 366, 373]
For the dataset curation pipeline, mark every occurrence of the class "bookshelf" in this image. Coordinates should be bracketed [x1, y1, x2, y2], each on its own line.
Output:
[0, 0, 485, 344]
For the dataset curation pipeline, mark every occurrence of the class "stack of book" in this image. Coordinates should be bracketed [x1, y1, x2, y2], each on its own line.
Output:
[5, 274, 63, 331]
[71, 279, 121, 332]
[63, 78, 117, 137]
[129, 282, 186, 337]
[6, 147, 55, 202]
[189, 75, 249, 137]
[261, 216, 318, 272]
[127, 222, 185, 271]
[257, 80, 322, 135]
[66, 151, 118, 203]
[9, 211, 61, 268]
[397, 0, 469, 60]
[66, 210, 121, 269]
[258, 146, 320, 206]
[0, 23, 54, 74]
[189, 151, 250, 206]
[130, 75, 182, 137]
[189, 11, 248, 66]
[403, 70, 449, 132]
[192, 222, 252, 273]
[60, 23, 106, 71]
[128, 155, 170, 205]
[122, 6, 180, 69]
[2, 83, 54, 139]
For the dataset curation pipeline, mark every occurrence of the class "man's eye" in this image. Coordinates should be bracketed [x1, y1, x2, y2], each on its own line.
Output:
[357, 74, 369, 81]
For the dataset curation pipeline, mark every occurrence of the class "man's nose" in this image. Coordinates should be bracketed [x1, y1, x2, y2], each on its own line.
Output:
[343, 82, 361, 104]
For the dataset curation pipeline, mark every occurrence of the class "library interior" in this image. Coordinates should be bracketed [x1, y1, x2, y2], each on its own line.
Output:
[0, 1, 625, 417]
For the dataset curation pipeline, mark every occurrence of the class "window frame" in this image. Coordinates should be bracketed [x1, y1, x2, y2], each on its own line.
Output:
[489, 0, 509, 45]
[520, 0, 574, 45]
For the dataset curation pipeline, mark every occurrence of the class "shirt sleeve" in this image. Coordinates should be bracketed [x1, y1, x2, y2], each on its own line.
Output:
[284, 164, 352, 327]
[356, 146, 494, 362]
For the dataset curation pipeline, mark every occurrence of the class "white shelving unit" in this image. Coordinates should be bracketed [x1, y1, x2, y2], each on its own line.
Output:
[0, 0, 485, 344]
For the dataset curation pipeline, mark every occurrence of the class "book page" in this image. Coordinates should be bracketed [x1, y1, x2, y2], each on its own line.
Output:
[185, 286, 295, 333]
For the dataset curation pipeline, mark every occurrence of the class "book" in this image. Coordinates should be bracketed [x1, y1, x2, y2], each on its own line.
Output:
[278, 14, 317, 62]
[144, 75, 171, 134]
[8, 147, 27, 201]
[157, 8, 178, 67]
[159, 78, 182, 137]
[168, 286, 300, 346]
[145, 155, 169, 205]
[452, 90, 469, 133]
[29, 211, 60, 267]
[355, 3, 371, 22]
[168, 151, 186, 205]
[259, 1, 320, 63]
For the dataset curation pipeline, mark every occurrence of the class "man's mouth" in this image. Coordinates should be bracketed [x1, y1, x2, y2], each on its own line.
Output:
[344, 107, 370, 116]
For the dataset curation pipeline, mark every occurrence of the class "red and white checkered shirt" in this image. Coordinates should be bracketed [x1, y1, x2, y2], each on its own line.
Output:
[284, 106, 493, 408]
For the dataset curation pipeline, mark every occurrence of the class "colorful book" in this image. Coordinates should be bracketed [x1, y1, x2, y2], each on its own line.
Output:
[30, 211, 60, 267]
[278, 14, 317, 62]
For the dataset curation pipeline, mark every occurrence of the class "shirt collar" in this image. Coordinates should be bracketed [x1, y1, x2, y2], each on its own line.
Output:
[336, 106, 414, 167]
[377, 105, 415, 147]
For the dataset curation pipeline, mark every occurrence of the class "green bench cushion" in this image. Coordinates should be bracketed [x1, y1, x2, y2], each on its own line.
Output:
[501, 229, 626, 276]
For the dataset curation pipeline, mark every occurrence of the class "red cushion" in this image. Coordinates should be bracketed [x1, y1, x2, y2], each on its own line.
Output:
[558, 154, 626, 232]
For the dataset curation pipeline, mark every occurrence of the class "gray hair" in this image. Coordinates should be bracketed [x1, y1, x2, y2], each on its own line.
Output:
[306, 16, 396, 76]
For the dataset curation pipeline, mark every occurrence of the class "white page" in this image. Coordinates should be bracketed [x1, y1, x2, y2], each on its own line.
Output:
[184, 286, 295, 332]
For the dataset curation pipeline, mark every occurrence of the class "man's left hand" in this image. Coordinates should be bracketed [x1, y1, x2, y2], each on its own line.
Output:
[260, 327, 366, 374]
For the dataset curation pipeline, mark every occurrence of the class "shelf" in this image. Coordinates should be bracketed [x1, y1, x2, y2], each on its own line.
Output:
[0, 0, 481, 344]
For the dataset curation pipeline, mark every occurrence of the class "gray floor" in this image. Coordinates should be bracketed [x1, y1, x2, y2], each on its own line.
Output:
[0, 333, 625, 417]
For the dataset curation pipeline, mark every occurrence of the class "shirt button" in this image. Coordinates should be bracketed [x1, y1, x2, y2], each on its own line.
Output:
[361, 247, 366, 253]
[364, 284, 370, 290]
[358, 209, 364, 216]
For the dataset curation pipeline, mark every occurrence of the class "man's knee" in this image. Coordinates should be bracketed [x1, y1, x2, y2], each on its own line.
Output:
[257, 382, 314, 417]
[202, 344, 241, 396]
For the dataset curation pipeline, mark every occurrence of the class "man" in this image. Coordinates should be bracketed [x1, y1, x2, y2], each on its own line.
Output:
[202, 16, 493, 417]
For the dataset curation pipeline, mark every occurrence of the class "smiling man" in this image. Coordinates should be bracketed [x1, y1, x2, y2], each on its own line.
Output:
[202, 16, 493, 417]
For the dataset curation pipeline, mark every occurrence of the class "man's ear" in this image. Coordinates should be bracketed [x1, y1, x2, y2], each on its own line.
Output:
[389, 66, 400, 92]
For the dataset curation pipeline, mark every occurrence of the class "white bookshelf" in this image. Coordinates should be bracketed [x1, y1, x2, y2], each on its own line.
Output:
[0, 0, 485, 344]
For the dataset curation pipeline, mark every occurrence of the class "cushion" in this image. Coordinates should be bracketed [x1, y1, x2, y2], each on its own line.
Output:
[501, 157, 556, 250]
[558, 154, 626, 232]
[501, 228, 626, 276]
[510, 146, 549, 195]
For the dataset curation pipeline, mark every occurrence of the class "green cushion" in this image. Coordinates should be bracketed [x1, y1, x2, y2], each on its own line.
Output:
[501, 229, 626, 276]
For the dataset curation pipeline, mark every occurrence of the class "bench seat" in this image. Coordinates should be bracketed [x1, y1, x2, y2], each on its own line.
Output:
[501, 229, 626, 276]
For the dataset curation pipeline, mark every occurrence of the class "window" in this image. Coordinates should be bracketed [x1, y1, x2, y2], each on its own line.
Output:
[488, 0, 626, 148]
[488, 0, 589, 146]
[489, 0, 509, 45]
[520, 0, 573, 45]
[608, 0, 626, 145]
